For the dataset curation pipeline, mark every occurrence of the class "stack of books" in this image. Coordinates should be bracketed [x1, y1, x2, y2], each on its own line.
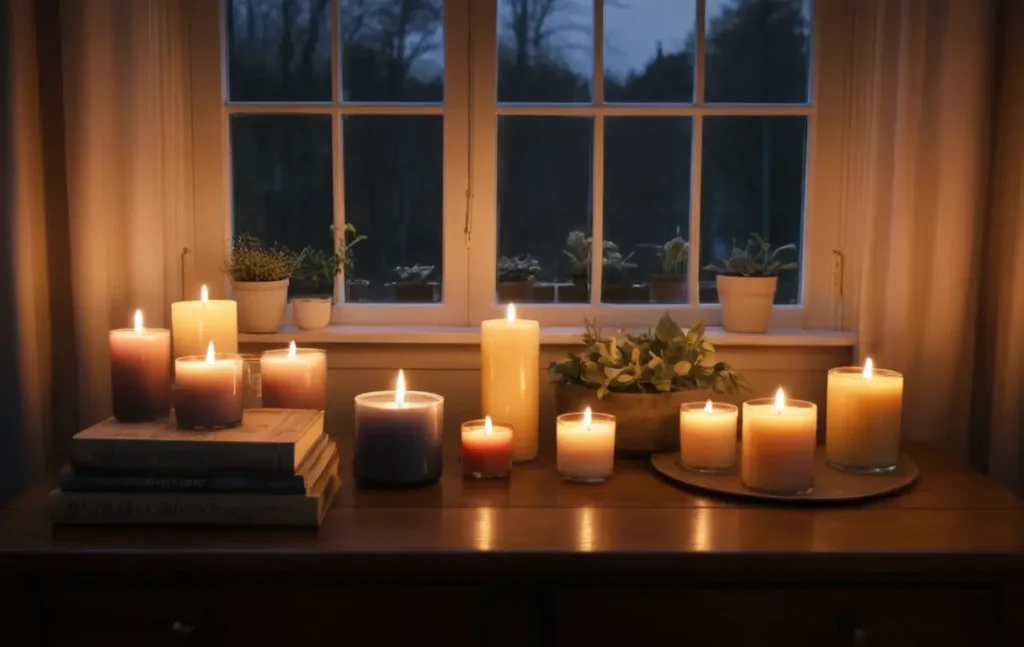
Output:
[48, 409, 339, 527]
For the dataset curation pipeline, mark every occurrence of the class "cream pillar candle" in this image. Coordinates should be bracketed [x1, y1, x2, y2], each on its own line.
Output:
[173, 341, 243, 430]
[171, 284, 238, 359]
[481, 304, 540, 462]
[826, 358, 904, 473]
[741, 389, 818, 494]
[556, 408, 616, 482]
[679, 400, 738, 472]
[260, 342, 328, 411]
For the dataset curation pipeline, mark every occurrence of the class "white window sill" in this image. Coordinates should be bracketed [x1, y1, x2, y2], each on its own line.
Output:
[239, 325, 856, 347]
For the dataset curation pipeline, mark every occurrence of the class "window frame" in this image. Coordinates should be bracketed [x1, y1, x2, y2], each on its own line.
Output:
[187, 0, 854, 332]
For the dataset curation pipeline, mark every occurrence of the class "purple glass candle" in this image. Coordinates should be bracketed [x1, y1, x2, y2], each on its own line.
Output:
[109, 310, 171, 422]
[353, 370, 444, 487]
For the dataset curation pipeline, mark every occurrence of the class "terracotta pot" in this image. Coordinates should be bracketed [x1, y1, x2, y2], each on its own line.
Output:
[603, 283, 649, 303]
[558, 282, 588, 303]
[232, 279, 289, 333]
[554, 382, 711, 454]
[292, 297, 332, 330]
[393, 282, 438, 303]
[649, 275, 688, 303]
[496, 281, 533, 303]
[345, 280, 369, 302]
[717, 274, 778, 333]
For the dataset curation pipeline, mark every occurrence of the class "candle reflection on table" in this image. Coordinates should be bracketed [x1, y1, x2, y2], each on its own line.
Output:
[576, 506, 597, 552]
[474, 507, 495, 551]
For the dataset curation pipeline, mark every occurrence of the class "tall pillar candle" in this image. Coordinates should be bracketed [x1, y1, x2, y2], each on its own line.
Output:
[173, 342, 243, 430]
[171, 284, 238, 359]
[261, 342, 327, 411]
[109, 309, 171, 422]
[826, 358, 904, 472]
[741, 389, 817, 494]
[481, 304, 540, 462]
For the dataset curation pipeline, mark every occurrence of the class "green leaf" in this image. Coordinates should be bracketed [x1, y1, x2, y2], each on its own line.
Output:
[655, 314, 682, 343]
[674, 361, 692, 376]
[615, 371, 635, 384]
[604, 366, 624, 380]
[630, 347, 641, 364]
[702, 341, 715, 353]
[646, 356, 662, 369]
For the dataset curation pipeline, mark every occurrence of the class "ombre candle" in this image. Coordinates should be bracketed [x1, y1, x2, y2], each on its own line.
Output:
[109, 309, 171, 422]
[173, 341, 243, 430]
[260, 341, 327, 411]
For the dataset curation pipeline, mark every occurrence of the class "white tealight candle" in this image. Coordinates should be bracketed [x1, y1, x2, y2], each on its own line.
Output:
[679, 400, 739, 472]
[481, 304, 540, 463]
[826, 358, 904, 473]
[556, 407, 616, 483]
[741, 388, 817, 494]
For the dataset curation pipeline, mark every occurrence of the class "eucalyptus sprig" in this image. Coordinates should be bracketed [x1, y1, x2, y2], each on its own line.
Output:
[548, 313, 746, 398]
[226, 234, 300, 282]
[703, 233, 798, 277]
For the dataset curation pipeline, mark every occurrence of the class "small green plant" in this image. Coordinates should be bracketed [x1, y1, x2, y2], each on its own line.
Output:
[394, 265, 435, 283]
[226, 234, 299, 282]
[703, 234, 799, 277]
[602, 240, 637, 284]
[336, 223, 367, 275]
[548, 314, 745, 398]
[295, 224, 367, 292]
[498, 254, 543, 282]
[562, 230, 591, 279]
[642, 236, 689, 275]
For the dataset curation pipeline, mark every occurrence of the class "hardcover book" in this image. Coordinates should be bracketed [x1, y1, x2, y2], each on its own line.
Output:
[70, 409, 324, 475]
[48, 449, 340, 527]
[60, 435, 334, 495]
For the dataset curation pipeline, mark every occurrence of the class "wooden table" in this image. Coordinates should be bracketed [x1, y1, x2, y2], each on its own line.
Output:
[1, 441, 1022, 646]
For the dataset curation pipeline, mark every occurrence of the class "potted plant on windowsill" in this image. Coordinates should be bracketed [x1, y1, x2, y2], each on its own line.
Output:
[392, 265, 438, 302]
[291, 224, 368, 330]
[703, 234, 798, 333]
[559, 229, 590, 303]
[549, 314, 745, 454]
[601, 240, 646, 303]
[643, 235, 689, 303]
[497, 254, 543, 303]
[227, 234, 300, 334]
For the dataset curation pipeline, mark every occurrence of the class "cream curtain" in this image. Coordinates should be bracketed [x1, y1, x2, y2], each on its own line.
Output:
[850, 0, 1024, 493]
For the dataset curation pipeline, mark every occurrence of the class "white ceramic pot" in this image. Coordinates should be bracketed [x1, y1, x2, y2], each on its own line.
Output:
[292, 297, 333, 330]
[232, 279, 289, 333]
[717, 274, 778, 333]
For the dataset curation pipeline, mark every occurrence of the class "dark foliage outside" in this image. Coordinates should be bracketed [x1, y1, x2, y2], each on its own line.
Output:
[228, 0, 809, 305]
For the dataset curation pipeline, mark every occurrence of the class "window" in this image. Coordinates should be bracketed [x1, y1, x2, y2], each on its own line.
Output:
[190, 0, 839, 330]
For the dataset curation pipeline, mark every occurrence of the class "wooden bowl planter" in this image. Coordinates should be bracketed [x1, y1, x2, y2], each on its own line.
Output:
[717, 274, 778, 333]
[557, 280, 589, 303]
[392, 282, 439, 303]
[554, 382, 710, 454]
[345, 279, 370, 303]
[603, 283, 649, 303]
[496, 280, 533, 304]
[649, 274, 688, 303]
[531, 282, 556, 303]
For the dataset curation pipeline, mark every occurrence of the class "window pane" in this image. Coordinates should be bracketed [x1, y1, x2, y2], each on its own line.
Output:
[343, 115, 444, 303]
[230, 114, 333, 265]
[497, 116, 593, 304]
[341, 0, 445, 103]
[699, 116, 807, 304]
[603, 117, 692, 304]
[497, 0, 594, 103]
[705, 0, 811, 104]
[604, 0, 696, 103]
[227, 0, 332, 102]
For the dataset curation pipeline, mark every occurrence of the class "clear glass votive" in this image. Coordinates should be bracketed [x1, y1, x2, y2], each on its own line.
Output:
[173, 353, 244, 430]
[556, 411, 616, 483]
[461, 419, 513, 479]
[679, 401, 738, 473]
[239, 353, 263, 409]
[826, 365, 904, 474]
[741, 397, 817, 495]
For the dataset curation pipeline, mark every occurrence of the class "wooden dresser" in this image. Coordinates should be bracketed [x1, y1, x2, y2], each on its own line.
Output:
[1, 441, 1022, 646]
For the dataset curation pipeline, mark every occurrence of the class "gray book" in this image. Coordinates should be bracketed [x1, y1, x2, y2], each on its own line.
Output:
[70, 409, 324, 476]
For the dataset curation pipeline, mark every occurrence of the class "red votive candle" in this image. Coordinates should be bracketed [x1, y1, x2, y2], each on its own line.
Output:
[109, 309, 171, 422]
[461, 417, 513, 479]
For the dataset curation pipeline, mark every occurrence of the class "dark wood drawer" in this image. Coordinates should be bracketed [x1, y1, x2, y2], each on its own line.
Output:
[554, 587, 999, 646]
[44, 584, 476, 646]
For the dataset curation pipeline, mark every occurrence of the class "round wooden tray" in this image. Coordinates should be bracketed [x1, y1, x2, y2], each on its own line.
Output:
[650, 447, 918, 503]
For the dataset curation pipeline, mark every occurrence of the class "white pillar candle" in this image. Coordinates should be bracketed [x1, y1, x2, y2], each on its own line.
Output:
[679, 400, 738, 472]
[826, 358, 904, 472]
[171, 284, 238, 359]
[556, 408, 616, 483]
[260, 342, 327, 411]
[481, 304, 540, 462]
[173, 341, 243, 430]
[742, 388, 818, 494]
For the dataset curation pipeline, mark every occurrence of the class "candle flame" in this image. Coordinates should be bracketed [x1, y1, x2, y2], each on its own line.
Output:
[704, 399, 713, 413]
[774, 387, 785, 413]
[205, 341, 215, 365]
[863, 357, 874, 380]
[395, 369, 406, 405]
[583, 406, 592, 430]
[506, 303, 516, 323]
[200, 284, 209, 305]
[484, 416, 493, 435]
[133, 309, 143, 333]
[288, 340, 297, 358]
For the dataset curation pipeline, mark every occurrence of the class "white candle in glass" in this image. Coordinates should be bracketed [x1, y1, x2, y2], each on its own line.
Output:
[741, 388, 817, 494]
[260, 341, 327, 411]
[826, 358, 904, 472]
[481, 304, 540, 462]
[109, 309, 172, 422]
[556, 407, 616, 483]
[171, 284, 238, 359]
[679, 400, 738, 472]
[173, 341, 243, 430]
